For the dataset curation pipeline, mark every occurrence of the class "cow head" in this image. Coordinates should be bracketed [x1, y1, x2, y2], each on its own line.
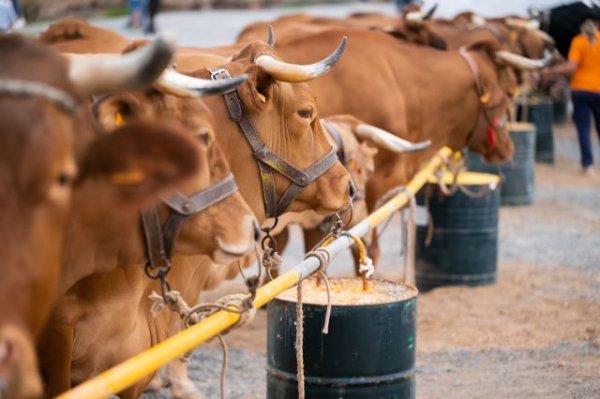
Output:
[322, 114, 431, 223]
[93, 68, 259, 265]
[461, 42, 517, 162]
[503, 17, 556, 59]
[0, 34, 199, 398]
[464, 35, 556, 162]
[189, 39, 353, 221]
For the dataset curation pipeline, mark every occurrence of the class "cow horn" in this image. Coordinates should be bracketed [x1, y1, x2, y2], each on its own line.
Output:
[254, 36, 347, 83]
[68, 35, 175, 96]
[354, 124, 431, 153]
[495, 49, 553, 70]
[155, 69, 248, 97]
[423, 3, 438, 20]
[470, 14, 487, 27]
[266, 25, 275, 47]
[505, 17, 541, 31]
[405, 3, 437, 23]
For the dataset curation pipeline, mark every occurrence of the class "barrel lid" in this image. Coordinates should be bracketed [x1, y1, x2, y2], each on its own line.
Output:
[276, 278, 418, 307]
[427, 171, 501, 187]
[508, 122, 535, 132]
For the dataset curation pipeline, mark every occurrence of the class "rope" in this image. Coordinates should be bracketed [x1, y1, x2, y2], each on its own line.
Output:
[148, 289, 256, 399]
[398, 189, 417, 285]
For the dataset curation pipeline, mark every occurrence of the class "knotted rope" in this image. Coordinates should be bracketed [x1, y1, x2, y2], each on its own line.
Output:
[148, 249, 261, 399]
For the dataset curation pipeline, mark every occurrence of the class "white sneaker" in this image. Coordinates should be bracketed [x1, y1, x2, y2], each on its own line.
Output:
[13, 17, 26, 30]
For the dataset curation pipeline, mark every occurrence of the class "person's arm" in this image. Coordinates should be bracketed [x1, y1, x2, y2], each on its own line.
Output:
[541, 35, 583, 77]
[541, 61, 577, 77]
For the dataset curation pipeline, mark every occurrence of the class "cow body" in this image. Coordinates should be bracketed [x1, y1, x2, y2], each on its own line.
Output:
[273, 28, 514, 200]
[0, 34, 205, 398]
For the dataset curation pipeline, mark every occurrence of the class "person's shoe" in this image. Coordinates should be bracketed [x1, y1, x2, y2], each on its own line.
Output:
[13, 17, 26, 30]
[580, 166, 595, 176]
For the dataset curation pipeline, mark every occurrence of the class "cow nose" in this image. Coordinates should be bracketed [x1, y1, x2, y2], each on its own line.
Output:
[348, 180, 357, 200]
[252, 220, 261, 242]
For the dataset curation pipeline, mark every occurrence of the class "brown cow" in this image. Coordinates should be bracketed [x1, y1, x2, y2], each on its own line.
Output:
[236, 11, 447, 49]
[42, 20, 353, 218]
[36, 68, 260, 398]
[266, 27, 546, 264]
[0, 34, 201, 398]
[38, 17, 130, 53]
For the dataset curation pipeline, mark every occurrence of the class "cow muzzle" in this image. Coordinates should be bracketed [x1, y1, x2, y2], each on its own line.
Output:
[0, 326, 42, 399]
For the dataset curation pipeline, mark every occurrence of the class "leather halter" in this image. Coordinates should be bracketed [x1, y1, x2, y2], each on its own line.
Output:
[210, 67, 339, 219]
[141, 173, 238, 275]
[458, 49, 508, 151]
[322, 120, 347, 166]
[0, 79, 78, 114]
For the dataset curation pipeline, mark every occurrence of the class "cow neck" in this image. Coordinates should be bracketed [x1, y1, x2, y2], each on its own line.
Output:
[458, 49, 507, 151]
[0, 78, 78, 114]
[141, 173, 238, 282]
[210, 67, 338, 220]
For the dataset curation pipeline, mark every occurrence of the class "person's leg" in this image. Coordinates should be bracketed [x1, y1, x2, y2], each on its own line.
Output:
[589, 91, 600, 148]
[571, 90, 594, 169]
[10, 0, 22, 16]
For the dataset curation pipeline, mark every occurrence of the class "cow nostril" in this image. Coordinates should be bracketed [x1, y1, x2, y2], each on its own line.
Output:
[252, 220, 261, 242]
[348, 180, 357, 200]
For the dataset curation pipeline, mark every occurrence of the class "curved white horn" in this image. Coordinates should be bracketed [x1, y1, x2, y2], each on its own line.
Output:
[254, 37, 347, 83]
[355, 124, 431, 153]
[505, 17, 541, 30]
[68, 34, 175, 96]
[495, 49, 553, 70]
[156, 69, 247, 97]
[470, 14, 487, 27]
[405, 10, 426, 23]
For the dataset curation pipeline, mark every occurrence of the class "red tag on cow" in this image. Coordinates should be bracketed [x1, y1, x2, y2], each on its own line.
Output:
[487, 118, 497, 150]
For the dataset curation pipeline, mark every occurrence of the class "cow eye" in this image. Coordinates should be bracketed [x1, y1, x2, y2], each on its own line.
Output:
[298, 108, 314, 120]
[56, 172, 73, 187]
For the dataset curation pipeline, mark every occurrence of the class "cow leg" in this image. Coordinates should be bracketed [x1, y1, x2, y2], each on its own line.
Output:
[37, 322, 74, 397]
[166, 359, 202, 399]
[145, 368, 166, 393]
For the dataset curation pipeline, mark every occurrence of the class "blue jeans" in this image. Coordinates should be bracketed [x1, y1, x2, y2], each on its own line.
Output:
[571, 90, 600, 168]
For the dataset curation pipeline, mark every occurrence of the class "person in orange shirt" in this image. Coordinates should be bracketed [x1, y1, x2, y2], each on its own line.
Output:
[543, 19, 600, 174]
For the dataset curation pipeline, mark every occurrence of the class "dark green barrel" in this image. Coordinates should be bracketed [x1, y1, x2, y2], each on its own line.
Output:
[467, 122, 536, 206]
[267, 281, 418, 399]
[517, 96, 554, 164]
[416, 172, 500, 291]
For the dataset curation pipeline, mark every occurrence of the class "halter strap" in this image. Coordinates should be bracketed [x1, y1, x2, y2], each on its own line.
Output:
[210, 67, 339, 218]
[458, 49, 503, 150]
[142, 172, 239, 273]
[0, 79, 77, 114]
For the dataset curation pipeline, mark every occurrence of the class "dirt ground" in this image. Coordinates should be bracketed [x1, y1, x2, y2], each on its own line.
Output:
[145, 121, 600, 399]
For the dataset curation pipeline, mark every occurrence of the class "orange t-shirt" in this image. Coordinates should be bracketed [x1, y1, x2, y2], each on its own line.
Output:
[568, 32, 600, 93]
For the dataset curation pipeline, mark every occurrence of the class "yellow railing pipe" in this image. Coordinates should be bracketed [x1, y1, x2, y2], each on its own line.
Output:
[57, 146, 453, 399]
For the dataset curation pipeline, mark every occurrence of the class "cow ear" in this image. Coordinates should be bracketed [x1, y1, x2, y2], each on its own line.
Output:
[93, 93, 145, 131]
[237, 64, 275, 112]
[78, 120, 200, 207]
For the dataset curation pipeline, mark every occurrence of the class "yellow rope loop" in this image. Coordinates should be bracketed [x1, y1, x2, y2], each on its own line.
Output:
[341, 233, 373, 291]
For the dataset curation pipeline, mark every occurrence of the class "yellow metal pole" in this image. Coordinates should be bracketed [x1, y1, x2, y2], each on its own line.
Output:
[56, 146, 453, 399]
